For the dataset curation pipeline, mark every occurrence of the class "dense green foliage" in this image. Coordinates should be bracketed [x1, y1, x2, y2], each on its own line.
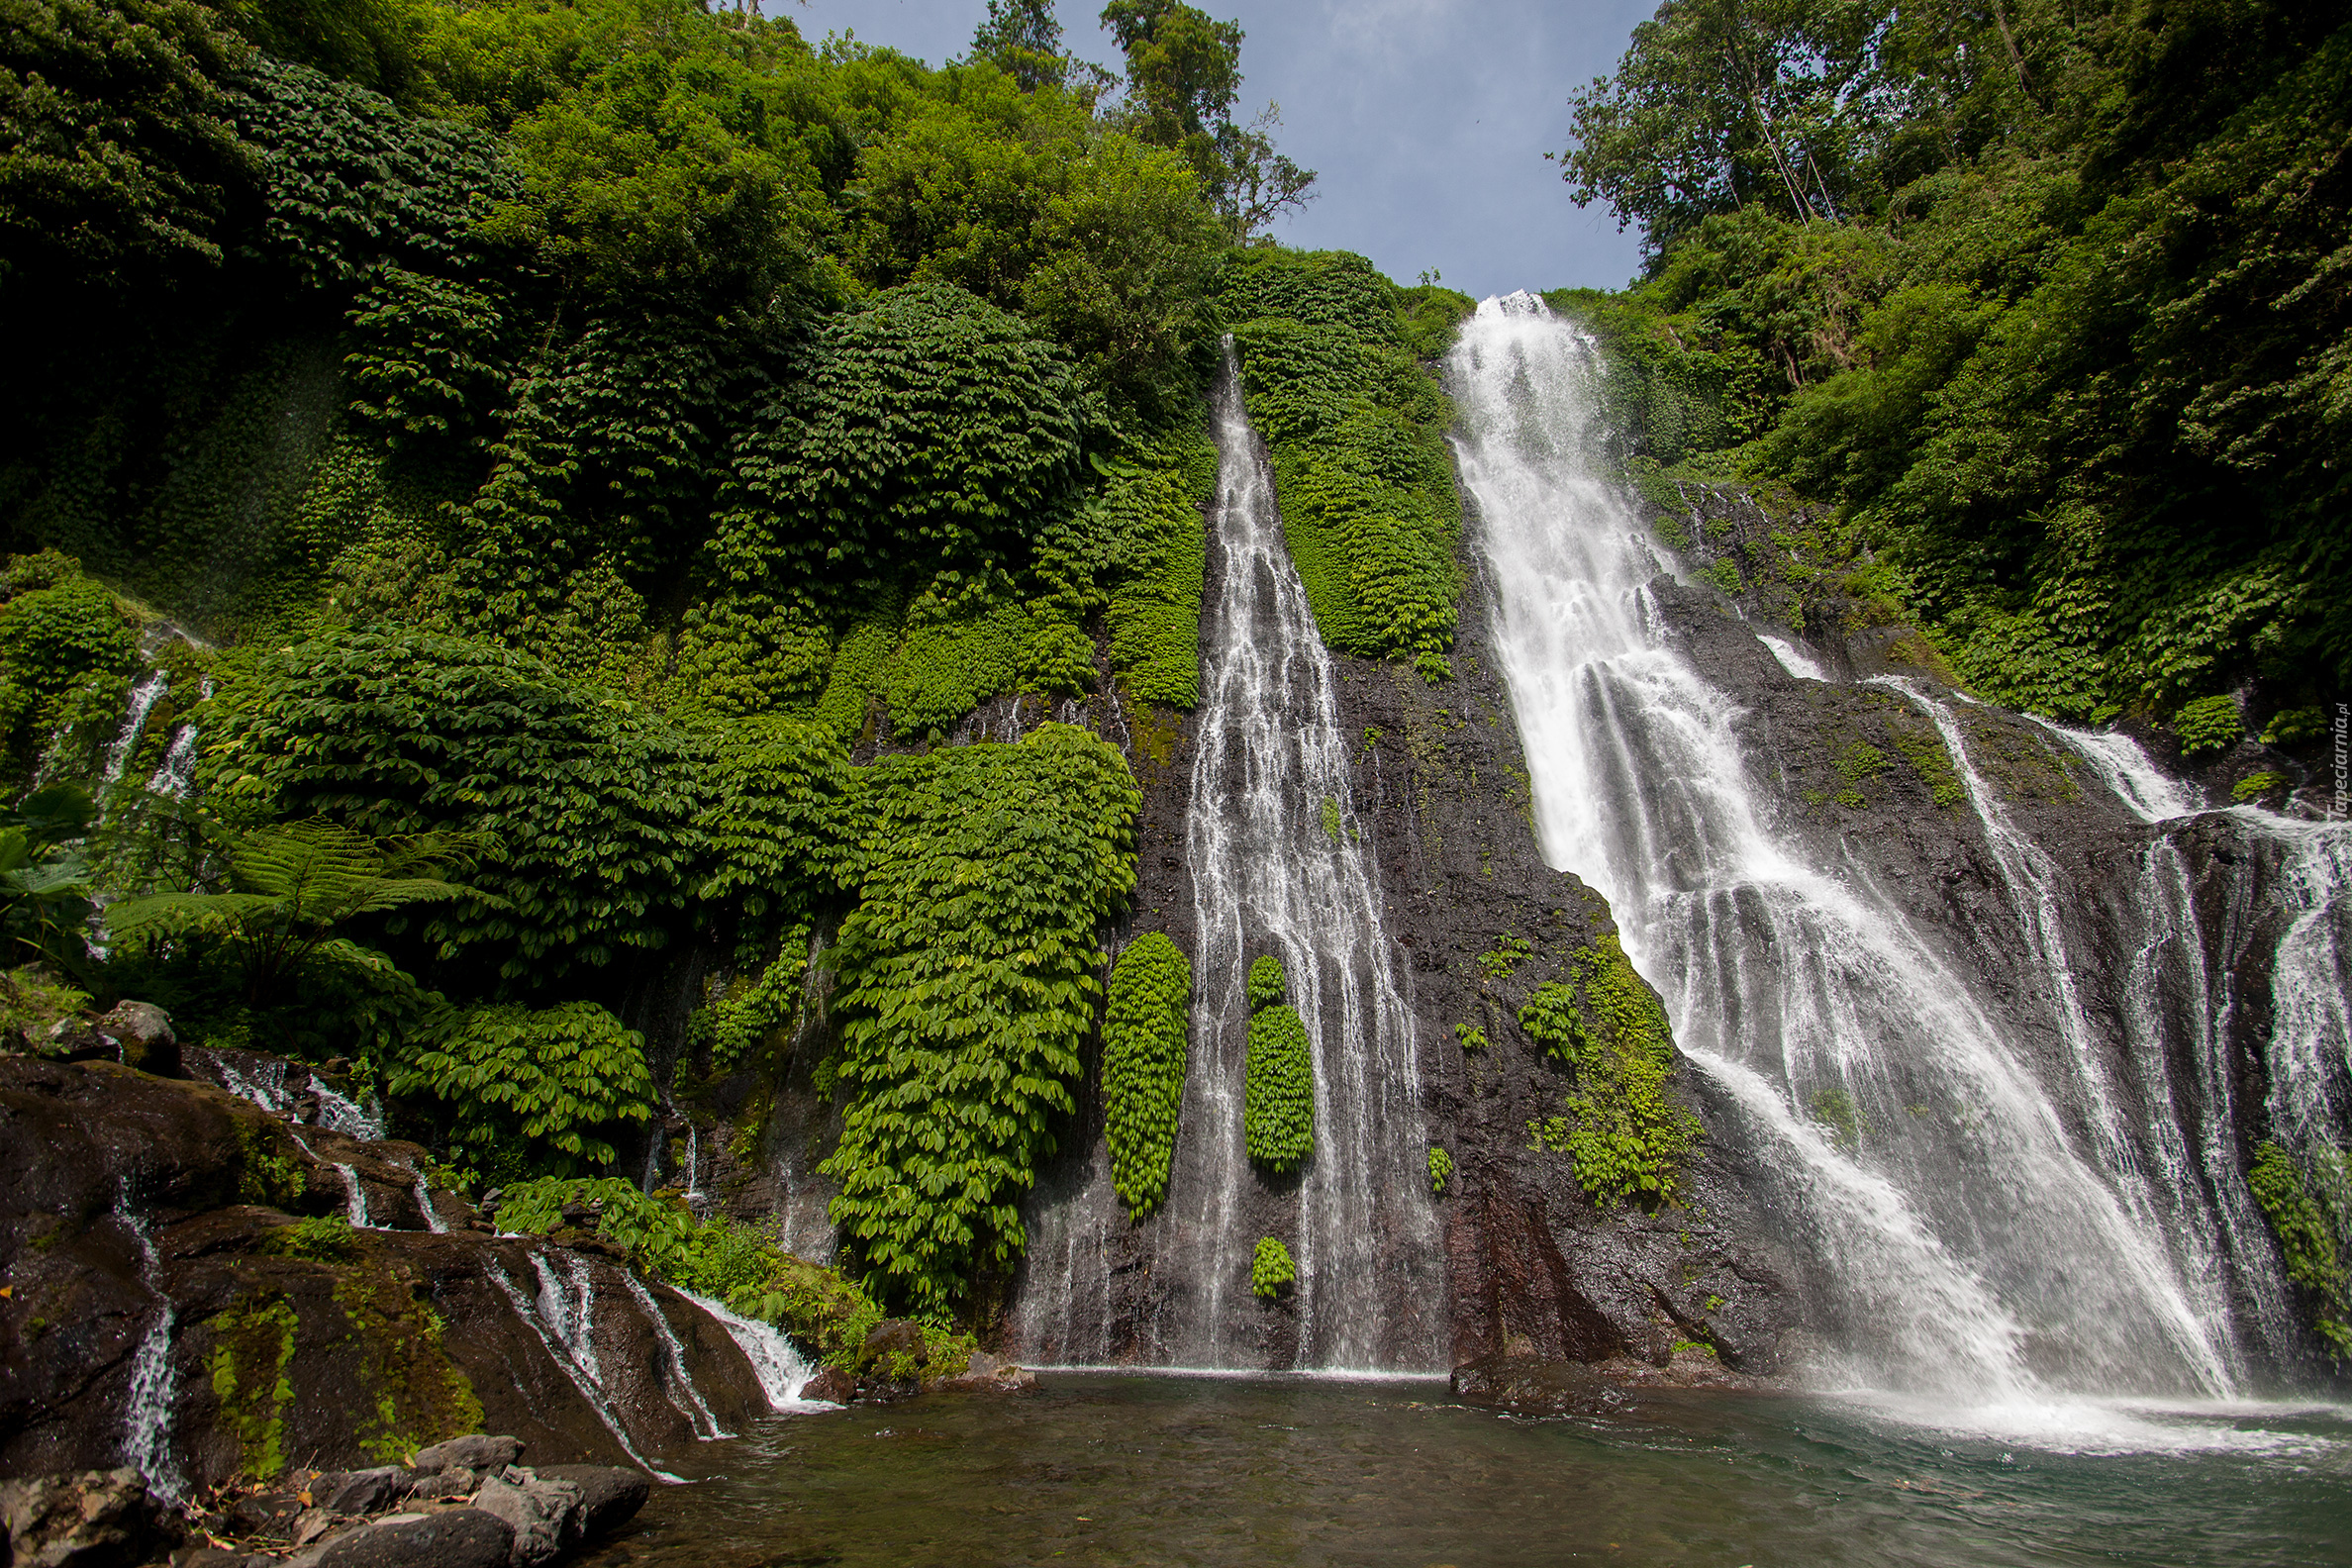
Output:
[1102, 930, 1191, 1220]
[391, 1000, 653, 1176]
[819, 725, 1139, 1314]
[1560, 0, 2351, 728]
[2249, 1139, 2351, 1358]
[1223, 249, 1470, 675]
[1427, 1143, 1452, 1196]
[1243, 1002, 1314, 1172]
[1518, 935, 1700, 1206]
[1249, 1232, 1294, 1297]
[1245, 952, 1285, 1012]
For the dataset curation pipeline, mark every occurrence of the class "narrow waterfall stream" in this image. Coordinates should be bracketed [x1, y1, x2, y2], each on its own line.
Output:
[1164, 341, 1438, 1371]
[1447, 294, 2348, 1413]
[1013, 343, 1440, 1371]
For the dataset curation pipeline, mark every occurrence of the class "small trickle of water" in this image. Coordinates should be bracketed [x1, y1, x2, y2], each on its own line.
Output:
[312, 1082, 384, 1141]
[1757, 634, 1828, 682]
[100, 672, 170, 792]
[487, 1257, 681, 1480]
[413, 1169, 450, 1234]
[621, 1275, 733, 1438]
[118, 1200, 186, 1501]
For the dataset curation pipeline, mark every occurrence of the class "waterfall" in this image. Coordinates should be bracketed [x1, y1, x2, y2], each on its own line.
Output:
[1445, 294, 2346, 1404]
[1006, 342, 1440, 1371]
[118, 1201, 186, 1501]
[413, 1168, 449, 1234]
[1161, 340, 1437, 1370]
[486, 1257, 681, 1480]
[312, 1082, 385, 1142]
[674, 1288, 821, 1409]
[620, 1275, 733, 1438]
[99, 671, 170, 791]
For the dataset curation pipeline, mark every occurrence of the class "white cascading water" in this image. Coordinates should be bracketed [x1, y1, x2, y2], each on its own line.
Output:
[1444, 294, 2323, 1406]
[98, 671, 170, 792]
[118, 1200, 185, 1501]
[487, 1257, 681, 1480]
[619, 1274, 732, 1438]
[1157, 341, 1438, 1370]
[1015, 342, 1440, 1369]
[674, 1288, 822, 1409]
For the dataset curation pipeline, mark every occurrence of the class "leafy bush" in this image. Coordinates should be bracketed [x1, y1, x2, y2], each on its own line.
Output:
[266, 1214, 356, 1262]
[226, 54, 517, 288]
[1246, 953, 1286, 1012]
[1517, 936, 1699, 1206]
[1223, 249, 1460, 668]
[201, 631, 710, 983]
[820, 724, 1139, 1313]
[704, 282, 1098, 613]
[1427, 1144, 1453, 1196]
[391, 1000, 653, 1176]
[2233, 772, 2289, 804]
[0, 786, 97, 970]
[1103, 931, 1191, 1220]
[0, 572, 138, 781]
[1243, 1003, 1314, 1172]
[106, 818, 476, 1005]
[2175, 695, 2245, 757]
[1249, 1233, 1294, 1298]
[2249, 1139, 2351, 1358]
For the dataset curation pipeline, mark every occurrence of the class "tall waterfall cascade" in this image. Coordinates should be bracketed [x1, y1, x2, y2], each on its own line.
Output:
[1014, 343, 1441, 1371]
[1448, 293, 2352, 1408]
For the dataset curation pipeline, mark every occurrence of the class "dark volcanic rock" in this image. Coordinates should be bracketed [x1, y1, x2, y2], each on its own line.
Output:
[409, 1435, 522, 1476]
[0, 1467, 180, 1567]
[313, 1509, 514, 1568]
[531, 1466, 648, 1538]
[0, 1057, 777, 1491]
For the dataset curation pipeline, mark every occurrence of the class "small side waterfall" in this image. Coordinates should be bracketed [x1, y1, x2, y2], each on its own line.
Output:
[99, 672, 170, 790]
[486, 1257, 681, 1480]
[674, 1288, 821, 1409]
[619, 1274, 732, 1439]
[119, 1202, 185, 1502]
[1448, 294, 2350, 1406]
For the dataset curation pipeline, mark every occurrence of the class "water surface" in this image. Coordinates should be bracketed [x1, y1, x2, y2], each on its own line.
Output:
[587, 1374, 2352, 1567]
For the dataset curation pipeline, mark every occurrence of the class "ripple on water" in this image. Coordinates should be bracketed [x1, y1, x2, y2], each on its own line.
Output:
[576, 1375, 2352, 1568]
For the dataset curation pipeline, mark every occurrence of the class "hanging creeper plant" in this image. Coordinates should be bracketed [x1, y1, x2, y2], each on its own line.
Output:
[1103, 931, 1192, 1221]
[1242, 953, 1314, 1172]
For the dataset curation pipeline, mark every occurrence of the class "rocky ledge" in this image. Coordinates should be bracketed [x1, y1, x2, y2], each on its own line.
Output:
[0, 1434, 646, 1568]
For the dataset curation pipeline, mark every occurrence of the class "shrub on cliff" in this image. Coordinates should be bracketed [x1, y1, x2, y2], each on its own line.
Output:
[1103, 931, 1192, 1220]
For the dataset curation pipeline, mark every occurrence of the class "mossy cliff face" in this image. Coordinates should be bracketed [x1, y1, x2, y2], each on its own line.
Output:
[0, 1057, 777, 1487]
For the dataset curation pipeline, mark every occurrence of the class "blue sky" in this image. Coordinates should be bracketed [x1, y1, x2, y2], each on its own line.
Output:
[772, 0, 1658, 300]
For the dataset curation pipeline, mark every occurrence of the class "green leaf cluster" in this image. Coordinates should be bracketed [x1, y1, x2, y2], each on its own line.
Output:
[1249, 1232, 1294, 1298]
[2249, 1139, 2352, 1359]
[1517, 935, 1700, 1207]
[1245, 952, 1285, 1012]
[1102, 930, 1191, 1220]
[2174, 695, 2243, 757]
[390, 999, 652, 1175]
[1223, 248, 1465, 669]
[1243, 1002, 1314, 1173]
[819, 724, 1140, 1314]
[1427, 1143, 1452, 1196]
[0, 565, 138, 783]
